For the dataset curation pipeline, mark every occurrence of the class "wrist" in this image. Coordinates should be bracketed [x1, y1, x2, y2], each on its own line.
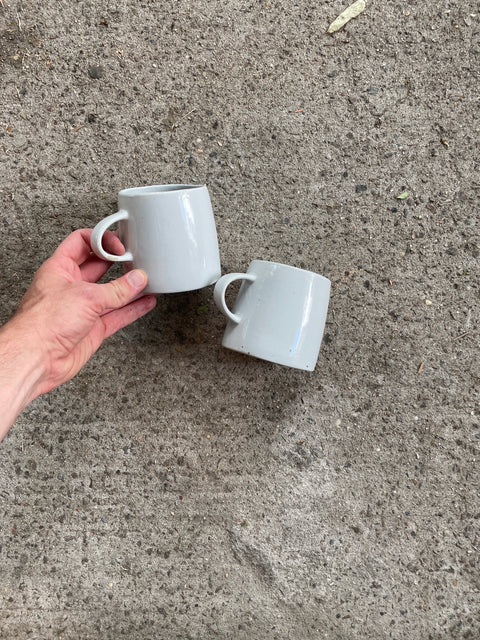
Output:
[0, 316, 47, 440]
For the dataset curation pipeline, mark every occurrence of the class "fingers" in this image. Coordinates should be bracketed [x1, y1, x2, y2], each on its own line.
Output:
[53, 229, 125, 266]
[79, 233, 126, 282]
[99, 289, 148, 315]
[79, 256, 112, 283]
[92, 269, 149, 312]
[52, 229, 94, 264]
[94, 230, 125, 259]
[101, 295, 157, 339]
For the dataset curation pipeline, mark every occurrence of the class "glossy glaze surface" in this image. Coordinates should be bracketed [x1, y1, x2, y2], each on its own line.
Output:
[214, 261, 331, 371]
[91, 184, 221, 294]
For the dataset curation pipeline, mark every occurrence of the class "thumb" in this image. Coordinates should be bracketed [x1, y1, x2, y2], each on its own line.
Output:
[95, 269, 148, 312]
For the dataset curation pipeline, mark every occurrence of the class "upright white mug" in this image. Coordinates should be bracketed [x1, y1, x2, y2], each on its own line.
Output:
[213, 261, 331, 371]
[90, 184, 221, 294]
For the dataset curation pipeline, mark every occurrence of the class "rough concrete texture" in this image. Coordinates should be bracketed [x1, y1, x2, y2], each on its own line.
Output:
[0, 0, 479, 638]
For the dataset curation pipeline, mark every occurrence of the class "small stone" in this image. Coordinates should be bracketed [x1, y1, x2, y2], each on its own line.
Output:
[88, 65, 105, 79]
[355, 184, 368, 193]
[425, 299, 432, 306]
[13, 134, 28, 149]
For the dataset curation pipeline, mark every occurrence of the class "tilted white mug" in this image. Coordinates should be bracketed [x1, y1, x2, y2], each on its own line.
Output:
[90, 184, 221, 294]
[213, 261, 331, 371]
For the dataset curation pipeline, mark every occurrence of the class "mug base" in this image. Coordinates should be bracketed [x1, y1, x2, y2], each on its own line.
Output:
[138, 273, 221, 295]
[221, 341, 317, 372]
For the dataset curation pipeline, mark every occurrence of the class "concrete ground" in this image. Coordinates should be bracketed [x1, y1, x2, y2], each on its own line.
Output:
[1, 0, 479, 638]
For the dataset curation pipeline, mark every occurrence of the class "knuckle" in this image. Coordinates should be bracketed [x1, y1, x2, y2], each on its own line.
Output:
[108, 279, 128, 307]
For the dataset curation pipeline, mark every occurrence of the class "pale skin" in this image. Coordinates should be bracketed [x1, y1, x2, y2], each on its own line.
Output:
[0, 229, 157, 441]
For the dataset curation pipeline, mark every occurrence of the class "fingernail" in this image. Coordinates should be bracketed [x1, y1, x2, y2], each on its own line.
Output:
[127, 269, 147, 288]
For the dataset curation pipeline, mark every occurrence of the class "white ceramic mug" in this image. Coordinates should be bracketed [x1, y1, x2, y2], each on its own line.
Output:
[90, 184, 221, 294]
[213, 261, 331, 371]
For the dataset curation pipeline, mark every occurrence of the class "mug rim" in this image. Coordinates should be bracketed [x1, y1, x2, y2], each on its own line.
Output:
[249, 259, 331, 284]
[119, 184, 205, 197]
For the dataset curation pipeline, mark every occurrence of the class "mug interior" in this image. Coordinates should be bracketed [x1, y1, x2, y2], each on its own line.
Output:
[119, 184, 203, 197]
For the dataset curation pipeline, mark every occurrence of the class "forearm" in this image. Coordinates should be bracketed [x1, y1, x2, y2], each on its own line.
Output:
[0, 319, 45, 441]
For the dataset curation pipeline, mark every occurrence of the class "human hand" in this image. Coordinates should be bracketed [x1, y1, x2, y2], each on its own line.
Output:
[6, 228, 156, 398]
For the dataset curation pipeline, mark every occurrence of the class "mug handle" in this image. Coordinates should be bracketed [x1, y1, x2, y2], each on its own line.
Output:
[213, 272, 257, 324]
[90, 210, 133, 262]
